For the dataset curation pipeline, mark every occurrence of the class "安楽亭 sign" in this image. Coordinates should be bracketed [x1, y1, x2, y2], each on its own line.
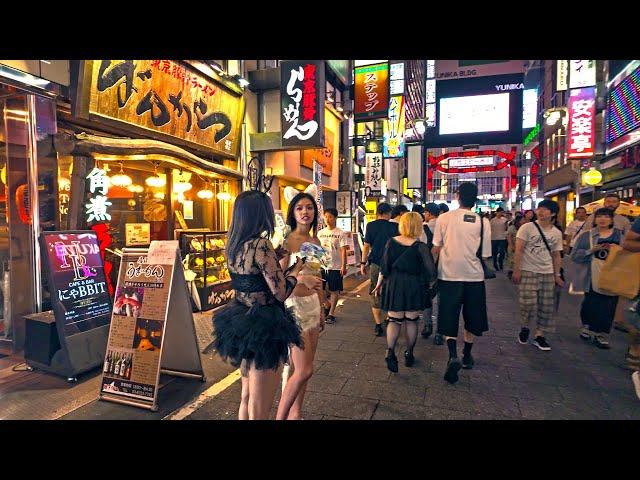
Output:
[568, 87, 596, 159]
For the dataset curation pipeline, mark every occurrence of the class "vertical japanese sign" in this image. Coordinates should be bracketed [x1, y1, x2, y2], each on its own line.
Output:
[86, 60, 244, 158]
[569, 60, 596, 89]
[85, 167, 111, 224]
[41, 232, 112, 337]
[568, 87, 596, 159]
[100, 248, 174, 404]
[556, 60, 568, 91]
[280, 60, 325, 148]
[313, 161, 324, 230]
[365, 153, 383, 192]
[383, 95, 405, 158]
[354, 63, 389, 121]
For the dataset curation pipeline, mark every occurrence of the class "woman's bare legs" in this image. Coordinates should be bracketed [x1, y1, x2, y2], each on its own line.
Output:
[239, 366, 250, 420]
[247, 361, 281, 420]
[287, 327, 320, 419]
[276, 327, 319, 420]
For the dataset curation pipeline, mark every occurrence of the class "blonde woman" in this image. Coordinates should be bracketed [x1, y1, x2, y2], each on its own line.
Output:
[372, 212, 437, 372]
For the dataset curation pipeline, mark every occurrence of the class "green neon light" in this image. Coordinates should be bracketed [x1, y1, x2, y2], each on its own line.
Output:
[523, 124, 541, 145]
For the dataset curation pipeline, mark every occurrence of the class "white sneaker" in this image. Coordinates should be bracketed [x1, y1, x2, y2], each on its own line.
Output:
[633, 371, 640, 401]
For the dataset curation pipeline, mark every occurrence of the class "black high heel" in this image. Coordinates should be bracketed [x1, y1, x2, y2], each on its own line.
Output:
[404, 350, 415, 367]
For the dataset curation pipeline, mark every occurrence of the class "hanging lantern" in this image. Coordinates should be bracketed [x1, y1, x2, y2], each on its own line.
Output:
[173, 170, 192, 193]
[127, 184, 144, 193]
[145, 163, 166, 187]
[109, 162, 132, 187]
[216, 181, 231, 201]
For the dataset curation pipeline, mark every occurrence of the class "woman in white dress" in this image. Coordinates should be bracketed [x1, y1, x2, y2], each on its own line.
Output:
[277, 191, 325, 420]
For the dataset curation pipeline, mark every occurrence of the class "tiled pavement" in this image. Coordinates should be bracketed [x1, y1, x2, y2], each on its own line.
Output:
[187, 272, 640, 420]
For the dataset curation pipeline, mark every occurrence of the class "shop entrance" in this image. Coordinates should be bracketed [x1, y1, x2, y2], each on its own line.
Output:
[0, 83, 58, 352]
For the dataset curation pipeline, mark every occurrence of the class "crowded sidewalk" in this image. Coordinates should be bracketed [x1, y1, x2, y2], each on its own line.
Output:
[181, 272, 640, 420]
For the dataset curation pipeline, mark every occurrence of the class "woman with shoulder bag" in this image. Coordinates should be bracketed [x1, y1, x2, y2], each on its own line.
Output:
[371, 213, 437, 372]
[571, 208, 623, 349]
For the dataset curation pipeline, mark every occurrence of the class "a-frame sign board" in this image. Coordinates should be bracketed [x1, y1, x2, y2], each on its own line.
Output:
[98, 241, 205, 411]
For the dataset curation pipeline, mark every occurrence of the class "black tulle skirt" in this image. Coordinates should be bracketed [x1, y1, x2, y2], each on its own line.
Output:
[212, 300, 303, 371]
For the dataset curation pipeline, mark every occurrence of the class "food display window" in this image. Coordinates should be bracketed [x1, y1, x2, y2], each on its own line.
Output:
[177, 230, 234, 311]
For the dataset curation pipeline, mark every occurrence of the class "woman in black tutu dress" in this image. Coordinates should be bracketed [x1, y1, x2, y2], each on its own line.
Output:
[371, 212, 437, 373]
[212, 191, 323, 420]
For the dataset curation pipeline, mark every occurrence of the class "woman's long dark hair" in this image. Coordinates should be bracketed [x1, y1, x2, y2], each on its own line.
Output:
[227, 191, 275, 261]
[286, 192, 318, 235]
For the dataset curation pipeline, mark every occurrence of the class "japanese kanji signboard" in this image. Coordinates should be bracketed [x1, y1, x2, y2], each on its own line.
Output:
[81, 60, 245, 159]
[354, 63, 390, 121]
[568, 87, 596, 159]
[383, 95, 405, 158]
[365, 152, 383, 192]
[280, 60, 326, 148]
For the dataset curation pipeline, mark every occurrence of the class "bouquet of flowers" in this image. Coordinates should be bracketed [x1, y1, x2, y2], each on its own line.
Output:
[299, 241, 330, 275]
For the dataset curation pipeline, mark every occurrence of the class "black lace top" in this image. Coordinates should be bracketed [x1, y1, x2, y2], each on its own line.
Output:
[228, 237, 297, 307]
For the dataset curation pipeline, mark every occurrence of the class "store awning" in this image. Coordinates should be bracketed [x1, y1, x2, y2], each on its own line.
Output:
[600, 172, 640, 191]
[53, 132, 243, 179]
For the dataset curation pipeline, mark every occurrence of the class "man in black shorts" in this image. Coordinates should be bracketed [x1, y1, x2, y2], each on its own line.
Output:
[432, 183, 491, 384]
[318, 208, 349, 324]
[360, 203, 398, 336]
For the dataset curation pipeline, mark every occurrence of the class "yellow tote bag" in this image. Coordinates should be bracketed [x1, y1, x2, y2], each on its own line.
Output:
[598, 244, 640, 299]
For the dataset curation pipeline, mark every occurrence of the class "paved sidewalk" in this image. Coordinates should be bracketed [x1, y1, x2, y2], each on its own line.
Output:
[187, 272, 640, 420]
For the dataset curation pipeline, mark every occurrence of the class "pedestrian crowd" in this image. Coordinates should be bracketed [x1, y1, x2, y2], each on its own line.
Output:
[212, 184, 640, 419]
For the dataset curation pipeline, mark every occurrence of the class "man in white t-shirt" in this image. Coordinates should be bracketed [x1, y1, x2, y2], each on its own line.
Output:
[565, 206, 587, 251]
[513, 199, 565, 352]
[490, 208, 508, 271]
[318, 208, 349, 324]
[432, 183, 492, 384]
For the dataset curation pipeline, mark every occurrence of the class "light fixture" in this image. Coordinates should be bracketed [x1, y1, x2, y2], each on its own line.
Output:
[197, 180, 214, 199]
[210, 62, 224, 74]
[413, 119, 426, 135]
[217, 181, 231, 201]
[173, 170, 192, 193]
[145, 163, 166, 188]
[109, 162, 132, 187]
[336, 102, 344, 112]
[127, 184, 144, 193]
[154, 192, 165, 200]
[232, 74, 249, 87]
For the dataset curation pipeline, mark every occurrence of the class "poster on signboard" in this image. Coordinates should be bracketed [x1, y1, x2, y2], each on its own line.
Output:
[101, 250, 173, 403]
[99, 241, 204, 410]
[336, 191, 353, 217]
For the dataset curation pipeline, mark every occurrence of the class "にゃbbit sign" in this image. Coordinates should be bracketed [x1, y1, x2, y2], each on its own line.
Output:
[41, 232, 112, 337]
[280, 60, 325, 148]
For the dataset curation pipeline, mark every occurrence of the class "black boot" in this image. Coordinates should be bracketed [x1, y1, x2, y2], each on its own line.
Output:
[385, 349, 398, 373]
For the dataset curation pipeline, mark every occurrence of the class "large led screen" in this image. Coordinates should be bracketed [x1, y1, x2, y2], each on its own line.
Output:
[425, 73, 524, 147]
[439, 93, 510, 135]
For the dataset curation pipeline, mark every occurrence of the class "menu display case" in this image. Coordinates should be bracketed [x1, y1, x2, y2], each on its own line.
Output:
[176, 229, 234, 311]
